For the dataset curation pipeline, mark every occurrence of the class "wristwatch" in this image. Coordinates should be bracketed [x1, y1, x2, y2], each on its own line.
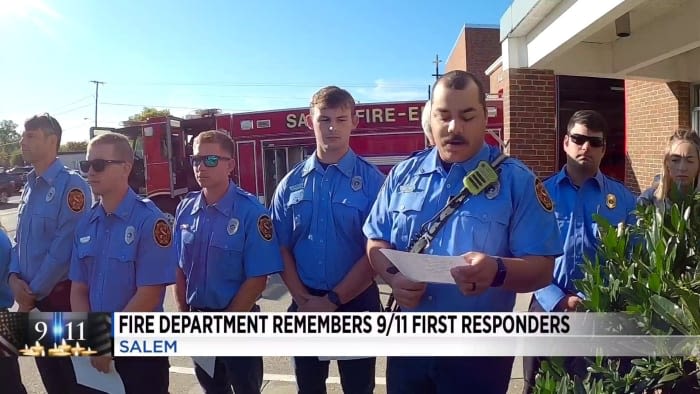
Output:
[490, 257, 507, 287]
[327, 290, 342, 307]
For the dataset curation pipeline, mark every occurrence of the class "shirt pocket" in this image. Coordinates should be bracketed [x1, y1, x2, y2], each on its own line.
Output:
[388, 192, 427, 246]
[286, 188, 313, 238]
[453, 209, 508, 254]
[332, 192, 369, 236]
[179, 229, 196, 271]
[554, 212, 572, 245]
[108, 245, 137, 290]
[76, 240, 99, 265]
[31, 209, 58, 238]
[208, 231, 245, 282]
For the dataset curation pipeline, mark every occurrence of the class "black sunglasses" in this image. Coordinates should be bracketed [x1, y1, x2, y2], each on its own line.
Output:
[190, 155, 232, 168]
[568, 133, 605, 148]
[79, 159, 126, 173]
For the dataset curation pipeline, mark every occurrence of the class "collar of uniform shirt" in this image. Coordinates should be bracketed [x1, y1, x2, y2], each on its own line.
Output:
[557, 166, 605, 190]
[91, 188, 138, 222]
[190, 182, 236, 216]
[301, 149, 356, 178]
[418, 144, 491, 176]
[29, 158, 64, 186]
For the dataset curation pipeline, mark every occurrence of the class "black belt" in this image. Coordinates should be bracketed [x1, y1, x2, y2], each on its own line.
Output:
[190, 304, 260, 312]
[304, 281, 377, 299]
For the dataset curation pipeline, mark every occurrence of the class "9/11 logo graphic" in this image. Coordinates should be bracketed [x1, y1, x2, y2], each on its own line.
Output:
[19, 312, 113, 357]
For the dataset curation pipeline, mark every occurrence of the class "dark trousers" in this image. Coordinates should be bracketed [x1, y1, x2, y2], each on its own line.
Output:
[387, 356, 514, 394]
[0, 358, 26, 394]
[74, 357, 170, 394]
[34, 280, 82, 394]
[0, 307, 27, 394]
[194, 356, 263, 394]
[289, 283, 380, 394]
[522, 296, 588, 393]
[191, 304, 263, 394]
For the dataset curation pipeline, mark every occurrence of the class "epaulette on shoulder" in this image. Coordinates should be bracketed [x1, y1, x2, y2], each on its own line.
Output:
[65, 168, 85, 178]
[541, 173, 557, 182]
[603, 174, 626, 186]
[181, 191, 199, 201]
[408, 147, 432, 159]
[234, 186, 263, 205]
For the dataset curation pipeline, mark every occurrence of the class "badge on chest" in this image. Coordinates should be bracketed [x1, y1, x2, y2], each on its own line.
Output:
[227, 218, 240, 235]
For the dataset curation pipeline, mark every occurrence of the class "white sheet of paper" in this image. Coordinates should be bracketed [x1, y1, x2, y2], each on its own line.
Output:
[379, 249, 468, 284]
[318, 356, 371, 361]
[192, 356, 216, 377]
[71, 357, 125, 394]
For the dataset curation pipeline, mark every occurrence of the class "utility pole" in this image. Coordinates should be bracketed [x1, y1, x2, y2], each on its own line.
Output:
[89, 80, 105, 128]
[428, 54, 442, 100]
[431, 54, 442, 81]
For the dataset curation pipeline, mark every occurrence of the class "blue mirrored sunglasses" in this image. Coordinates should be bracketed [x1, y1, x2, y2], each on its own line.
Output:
[190, 155, 232, 168]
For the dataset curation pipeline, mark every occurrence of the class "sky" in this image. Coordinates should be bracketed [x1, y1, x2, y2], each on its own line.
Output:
[0, 0, 512, 143]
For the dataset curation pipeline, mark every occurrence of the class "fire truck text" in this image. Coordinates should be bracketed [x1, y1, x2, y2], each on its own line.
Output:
[286, 106, 422, 129]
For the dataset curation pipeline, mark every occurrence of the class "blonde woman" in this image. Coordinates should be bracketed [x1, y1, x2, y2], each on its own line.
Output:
[638, 129, 700, 207]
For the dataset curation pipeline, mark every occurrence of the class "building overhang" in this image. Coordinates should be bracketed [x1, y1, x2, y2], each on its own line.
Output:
[496, 0, 700, 82]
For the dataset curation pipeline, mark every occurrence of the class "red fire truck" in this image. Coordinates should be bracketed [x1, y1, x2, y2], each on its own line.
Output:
[89, 99, 504, 219]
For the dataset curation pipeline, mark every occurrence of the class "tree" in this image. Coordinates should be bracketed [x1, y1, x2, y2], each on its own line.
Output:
[60, 141, 88, 152]
[0, 120, 20, 167]
[126, 107, 171, 123]
[10, 151, 24, 166]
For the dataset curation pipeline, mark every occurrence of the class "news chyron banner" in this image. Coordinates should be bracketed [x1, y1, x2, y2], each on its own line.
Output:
[4, 311, 700, 358]
[113, 312, 700, 358]
[0, 311, 111, 357]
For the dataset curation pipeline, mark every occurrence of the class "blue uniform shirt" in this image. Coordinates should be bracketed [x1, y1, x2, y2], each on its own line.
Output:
[175, 182, 284, 310]
[270, 149, 385, 290]
[363, 144, 562, 312]
[11, 159, 91, 299]
[534, 168, 637, 311]
[0, 231, 13, 309]
[637, 186, 659, 207]
[69, 189, 177, 312]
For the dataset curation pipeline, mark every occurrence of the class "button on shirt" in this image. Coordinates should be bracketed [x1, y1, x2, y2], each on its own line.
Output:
[363, 144, 562, 312]
[69, 189, 177, 312]
[270, 149, 385, 290]
[534, 168, 636, 312]
[11, 159, 92, 299]
[0, 231, 13, 309]
[175, 183, 284, 310]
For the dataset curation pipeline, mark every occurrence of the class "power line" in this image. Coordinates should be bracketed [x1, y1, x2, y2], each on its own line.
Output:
[53, 104, 92, 116]
[100, 102, 202, 110]
[51, 95, 94, 112]
[106, 81, 427, 89]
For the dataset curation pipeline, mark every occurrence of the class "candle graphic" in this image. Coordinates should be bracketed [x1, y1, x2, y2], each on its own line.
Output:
[58, 339, 72, 353]
[80, 347, 98, 357]
[72, 341, 86, 356]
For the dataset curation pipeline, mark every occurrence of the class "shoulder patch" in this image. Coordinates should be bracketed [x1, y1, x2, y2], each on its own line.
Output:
[535, 178, 554, 212]
[153, 218, 172, 247]
[257, 215, 274, 241]
[67, 188, 86, 212]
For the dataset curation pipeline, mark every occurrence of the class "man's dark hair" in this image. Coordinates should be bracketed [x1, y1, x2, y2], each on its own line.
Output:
[432, 70, 486, 110]
[24, 113, 62, 151]
[567, 110, 608, 136]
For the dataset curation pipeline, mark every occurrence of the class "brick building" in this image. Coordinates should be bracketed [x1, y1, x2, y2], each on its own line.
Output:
[446, 0, 700, 193]
[445, 25, 501, 93]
